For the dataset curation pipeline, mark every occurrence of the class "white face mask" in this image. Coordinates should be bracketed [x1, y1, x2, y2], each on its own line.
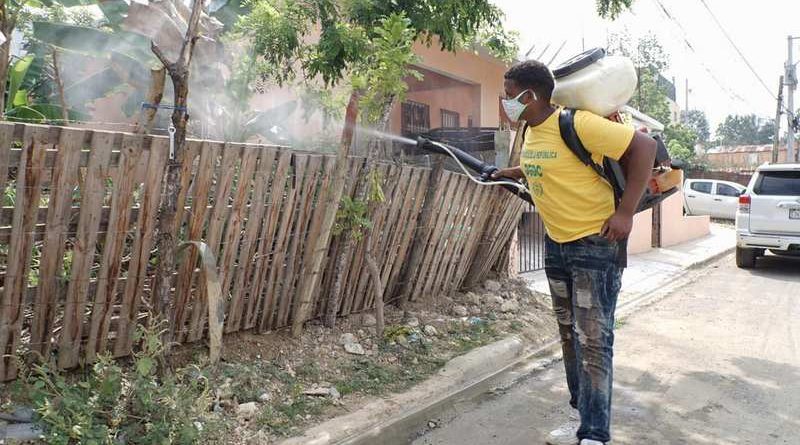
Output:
[502, 89, 537, 122]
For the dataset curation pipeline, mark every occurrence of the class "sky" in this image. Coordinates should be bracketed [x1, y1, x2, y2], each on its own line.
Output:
[492, 0, 800, 133]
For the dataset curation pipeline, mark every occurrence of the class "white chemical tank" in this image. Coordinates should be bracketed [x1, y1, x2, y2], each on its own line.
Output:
[551, 48, 637, 117]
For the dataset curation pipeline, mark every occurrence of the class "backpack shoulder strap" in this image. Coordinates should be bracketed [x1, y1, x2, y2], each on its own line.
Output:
[557, 108, 609, 182]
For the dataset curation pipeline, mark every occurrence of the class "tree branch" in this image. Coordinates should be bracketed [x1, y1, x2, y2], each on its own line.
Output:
[151, 41, 173, 71]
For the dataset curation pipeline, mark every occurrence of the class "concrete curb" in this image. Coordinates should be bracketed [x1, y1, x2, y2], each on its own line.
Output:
[279, 247, 735, 445]
[279, 336, 529, 445]
[687, 245, 736, 270]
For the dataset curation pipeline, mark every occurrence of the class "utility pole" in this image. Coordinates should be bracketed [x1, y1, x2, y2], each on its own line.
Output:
[685, 77, 690, 115]
[787, 36, 797, 163]
[773, 75, 784, 163]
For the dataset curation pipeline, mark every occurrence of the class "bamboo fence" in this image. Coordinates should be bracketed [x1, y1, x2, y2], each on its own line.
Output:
[0, 122, 524, 380]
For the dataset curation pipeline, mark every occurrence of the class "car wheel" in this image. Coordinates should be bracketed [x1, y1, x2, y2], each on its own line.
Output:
[736, 246, 757, 268]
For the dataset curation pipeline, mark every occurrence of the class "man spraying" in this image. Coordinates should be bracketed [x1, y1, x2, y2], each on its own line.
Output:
[492, 60, 656, 445]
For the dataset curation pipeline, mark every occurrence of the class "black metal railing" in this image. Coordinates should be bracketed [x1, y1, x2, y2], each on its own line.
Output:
[519, 204, 546, 273]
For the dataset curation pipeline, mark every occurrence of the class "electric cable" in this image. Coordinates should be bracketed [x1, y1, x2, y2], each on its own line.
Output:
[696, 0, 792, 115]
[649, 0, 756, 110]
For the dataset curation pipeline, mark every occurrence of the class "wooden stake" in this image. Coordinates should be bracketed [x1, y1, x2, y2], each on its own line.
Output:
[291, 92, 359, 337]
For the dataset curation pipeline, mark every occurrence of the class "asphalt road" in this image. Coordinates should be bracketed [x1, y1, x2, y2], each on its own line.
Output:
[413, 253, 800, 445]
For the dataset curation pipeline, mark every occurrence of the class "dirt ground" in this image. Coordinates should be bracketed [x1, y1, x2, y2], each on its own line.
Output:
[0, 276, 558, 444]
[194, 276, 556, 444]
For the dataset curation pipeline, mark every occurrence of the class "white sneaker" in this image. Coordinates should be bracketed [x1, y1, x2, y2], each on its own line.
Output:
[546, 420, 579, 445]
[580, 440, 605, 445]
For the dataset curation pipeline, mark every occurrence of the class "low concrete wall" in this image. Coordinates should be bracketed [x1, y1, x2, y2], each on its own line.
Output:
[660, 190, 710, 247]
[628, 209, 653, 254]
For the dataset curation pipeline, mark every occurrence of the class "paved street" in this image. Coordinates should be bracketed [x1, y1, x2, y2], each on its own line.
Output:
[413, 253, 800, 445]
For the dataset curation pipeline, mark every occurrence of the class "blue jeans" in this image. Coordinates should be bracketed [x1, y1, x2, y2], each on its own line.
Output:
[545, 234, 623, 443]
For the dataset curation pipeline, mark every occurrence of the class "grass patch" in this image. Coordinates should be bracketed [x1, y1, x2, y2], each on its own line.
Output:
[256, 396, 332, 437]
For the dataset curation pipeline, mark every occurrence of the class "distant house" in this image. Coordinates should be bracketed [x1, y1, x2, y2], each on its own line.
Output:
[704, 145, 788, 171]
[388, 40, 510, 138]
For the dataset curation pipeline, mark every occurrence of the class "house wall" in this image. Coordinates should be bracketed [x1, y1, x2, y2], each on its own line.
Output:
[705, 145, 788, 170]
[389, 67, 482, 135]
[409, 40, 509, 128]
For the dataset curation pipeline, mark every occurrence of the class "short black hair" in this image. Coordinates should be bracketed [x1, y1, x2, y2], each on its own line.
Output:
[504, 60, 555, 99]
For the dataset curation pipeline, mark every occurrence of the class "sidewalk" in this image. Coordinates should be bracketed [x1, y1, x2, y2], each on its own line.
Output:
[523, 223, 736, 308]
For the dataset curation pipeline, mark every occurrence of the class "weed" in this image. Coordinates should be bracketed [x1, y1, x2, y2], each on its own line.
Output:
[296, 360, 322, 382]
[256, 396, 331, 437]
[509, 320, 525, 332]
[614, 317, 627, 329]
[24, 321, 212, 445]
[335, 359, 395, 396]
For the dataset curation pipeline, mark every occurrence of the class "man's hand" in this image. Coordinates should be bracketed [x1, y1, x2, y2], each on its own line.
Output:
[490, 166, 524, 180]
[601, 209, 634, 242]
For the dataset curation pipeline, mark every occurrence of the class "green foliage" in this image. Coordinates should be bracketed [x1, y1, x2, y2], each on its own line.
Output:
[3, 54, 87, 122]
[596, 0, 635, 19]
[664, 122, 699, 163]
[667, 139, 694, 164]
[236, 0, 516, 90]
[333, 196, 372, 241]
[682, 110, 711, 143]
[351, 13, 420, 125]
[608, 32, 671, 124]
[24, 323, 211, 445]
[715, 114, 774, 145]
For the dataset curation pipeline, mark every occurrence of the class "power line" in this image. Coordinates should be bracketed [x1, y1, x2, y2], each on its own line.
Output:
[649, 0, 754, 109]
[696, 0, 787, 113]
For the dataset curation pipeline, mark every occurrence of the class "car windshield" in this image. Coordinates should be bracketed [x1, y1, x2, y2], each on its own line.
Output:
[754, 171, 800, 196]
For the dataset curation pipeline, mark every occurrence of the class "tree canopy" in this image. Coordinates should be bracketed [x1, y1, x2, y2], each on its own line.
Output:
[608, 32, 671, 124]
[715, 114, 775, 146]
[681, 110, 710, 143]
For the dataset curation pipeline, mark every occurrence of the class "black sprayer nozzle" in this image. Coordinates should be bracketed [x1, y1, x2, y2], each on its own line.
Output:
[414, 136, 533, 206]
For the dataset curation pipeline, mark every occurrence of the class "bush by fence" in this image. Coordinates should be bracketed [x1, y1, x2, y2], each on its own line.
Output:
[0, 122, 523, 380]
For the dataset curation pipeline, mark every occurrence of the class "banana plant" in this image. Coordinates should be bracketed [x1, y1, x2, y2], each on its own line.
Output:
[3, 52, 86, 122]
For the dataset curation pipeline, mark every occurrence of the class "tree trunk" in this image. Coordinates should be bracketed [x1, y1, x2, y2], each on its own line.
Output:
[0, 11, 15, 114]
[151, 0, 203, 350]
[324, 236, 356, 328]
[136, 67, 167, 134]
[51, 48, 69, 123]
[291, 91, 360, 337]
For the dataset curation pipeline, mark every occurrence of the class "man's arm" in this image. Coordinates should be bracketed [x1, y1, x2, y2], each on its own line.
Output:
[601, 131, 657, 241]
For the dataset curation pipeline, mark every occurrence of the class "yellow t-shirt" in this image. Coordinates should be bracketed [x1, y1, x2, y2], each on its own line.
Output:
[521, 108, 635, 243]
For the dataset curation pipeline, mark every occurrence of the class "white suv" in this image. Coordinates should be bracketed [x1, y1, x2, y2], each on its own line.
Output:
[735, 163, 800, 268]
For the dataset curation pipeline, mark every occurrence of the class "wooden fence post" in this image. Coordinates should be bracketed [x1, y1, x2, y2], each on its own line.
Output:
[291, 92, 359, 338]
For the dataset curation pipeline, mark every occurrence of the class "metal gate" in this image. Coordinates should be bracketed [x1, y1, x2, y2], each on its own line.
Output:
[519, 203, 546, 273]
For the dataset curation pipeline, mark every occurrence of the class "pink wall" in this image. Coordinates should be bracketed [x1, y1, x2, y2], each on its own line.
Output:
[659, 173, 710, 247]
[628, 209, 653, 254]
[390, 67, 482, 135]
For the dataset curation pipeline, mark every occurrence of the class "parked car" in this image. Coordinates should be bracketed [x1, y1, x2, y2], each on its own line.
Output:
[735, 163, 800, 268]
[683, 179, 747, 219]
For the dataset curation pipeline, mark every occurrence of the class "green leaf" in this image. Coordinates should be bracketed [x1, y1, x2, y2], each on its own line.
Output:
[32, 21, 155, 65]
[96, 0, 130, 26]
[136, 356, 155, 377]
[6, 55, 35, 113]
[64, 67, 123, 109]
[5, 105, 47, 122]
[12, 90, 28, 107]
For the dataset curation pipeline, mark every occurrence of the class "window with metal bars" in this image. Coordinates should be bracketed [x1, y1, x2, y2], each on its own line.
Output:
[401, 101, 430, 137]
[440, 109, 460, 128]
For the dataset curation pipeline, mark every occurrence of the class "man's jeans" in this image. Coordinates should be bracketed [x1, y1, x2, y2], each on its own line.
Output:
[545, 234, 623, 443]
